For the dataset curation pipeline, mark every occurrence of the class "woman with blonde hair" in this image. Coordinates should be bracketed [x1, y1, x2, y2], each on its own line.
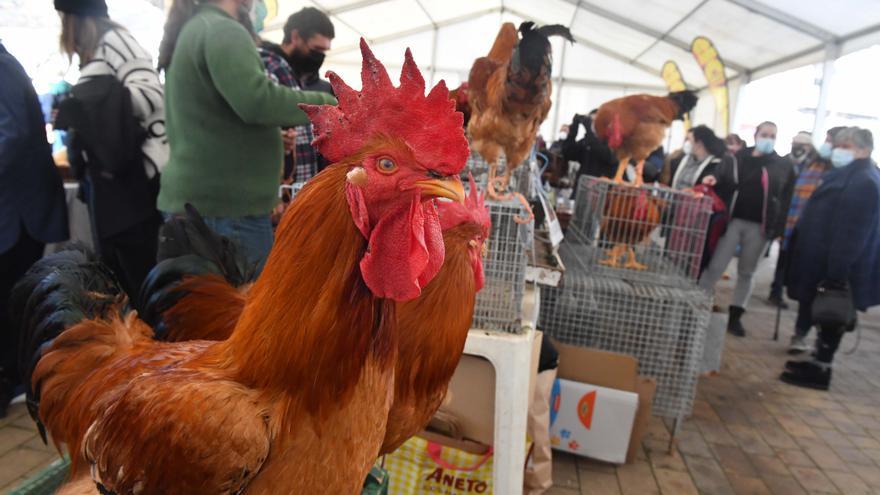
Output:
[54, 0, 166, 296]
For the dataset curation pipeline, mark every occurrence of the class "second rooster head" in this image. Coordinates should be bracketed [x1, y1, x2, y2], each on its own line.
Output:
[301, 39, 471, 302]
[438, 174, 492, 291]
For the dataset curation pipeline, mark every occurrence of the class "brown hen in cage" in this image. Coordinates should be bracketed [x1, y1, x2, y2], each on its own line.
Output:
[599, 185, 666, 270]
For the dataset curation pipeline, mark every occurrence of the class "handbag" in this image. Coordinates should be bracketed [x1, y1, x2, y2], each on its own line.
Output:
[383, 412, 495, 494]
[811, 281, 856, 330]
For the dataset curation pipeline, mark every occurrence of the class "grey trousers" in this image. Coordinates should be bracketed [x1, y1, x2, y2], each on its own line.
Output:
[699, 219, 768, 309]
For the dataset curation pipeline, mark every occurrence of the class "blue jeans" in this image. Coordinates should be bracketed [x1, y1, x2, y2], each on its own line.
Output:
[162, 212, 274, 275]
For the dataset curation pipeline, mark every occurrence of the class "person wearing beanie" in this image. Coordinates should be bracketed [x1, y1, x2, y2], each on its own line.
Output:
[54, 0, 108, 17]
[54, 0, 167, 297]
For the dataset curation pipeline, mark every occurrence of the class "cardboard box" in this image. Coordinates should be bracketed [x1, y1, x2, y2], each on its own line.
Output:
[549, 379, 638, 463]
[551, 339, 657, 464]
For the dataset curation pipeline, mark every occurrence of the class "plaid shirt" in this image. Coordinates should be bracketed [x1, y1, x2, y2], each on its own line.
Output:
[258, 47, 320, 183]
[784, 160, 830, 248]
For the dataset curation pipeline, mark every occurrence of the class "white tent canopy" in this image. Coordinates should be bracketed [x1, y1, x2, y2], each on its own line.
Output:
[3, 0, 879, 141]
[260, 0, 880, 138]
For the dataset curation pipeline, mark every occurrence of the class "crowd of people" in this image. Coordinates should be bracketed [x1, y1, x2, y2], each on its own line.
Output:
[0, 0, 337, 415]
[1, 0, 878, 418]
[550, 113, 879, 391]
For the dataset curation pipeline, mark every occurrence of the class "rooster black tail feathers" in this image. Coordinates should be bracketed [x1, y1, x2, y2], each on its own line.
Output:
[518, 22, 575, 43]
[536, 24, 575, 43]
[155, 203, 253, 285]
[138, 203, 254, 338]
[10, 246, 124, 439]
[669, 90, 698, 119]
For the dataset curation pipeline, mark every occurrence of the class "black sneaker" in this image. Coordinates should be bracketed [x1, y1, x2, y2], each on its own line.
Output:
[780, 361, 831, 391]
[727, 306, 746, 337]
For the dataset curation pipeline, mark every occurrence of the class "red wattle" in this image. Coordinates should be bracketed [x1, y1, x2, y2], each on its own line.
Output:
[358, 193, 445, 302]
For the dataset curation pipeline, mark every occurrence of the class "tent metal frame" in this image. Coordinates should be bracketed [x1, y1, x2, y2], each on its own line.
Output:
[260, 0, 880, 133]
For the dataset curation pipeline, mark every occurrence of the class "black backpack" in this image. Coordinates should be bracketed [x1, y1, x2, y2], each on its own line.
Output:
[56, 74, 147, 180]
[56, 75, 157, 239]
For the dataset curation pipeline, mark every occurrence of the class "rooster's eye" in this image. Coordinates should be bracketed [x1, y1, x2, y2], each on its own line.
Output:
[377, 157, 397, 174]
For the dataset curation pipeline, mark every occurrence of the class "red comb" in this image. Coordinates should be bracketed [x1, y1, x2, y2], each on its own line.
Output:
[439, 173, 491, 234]
[300, 39, 469, 175]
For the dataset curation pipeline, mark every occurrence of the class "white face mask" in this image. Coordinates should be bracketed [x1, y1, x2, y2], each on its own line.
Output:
[830, 148, 856, 168]
[818, 142, 832, 159]
[755, 137, 775, 154]
[682, 141, 693, 155]
[557, 132, 567, 141]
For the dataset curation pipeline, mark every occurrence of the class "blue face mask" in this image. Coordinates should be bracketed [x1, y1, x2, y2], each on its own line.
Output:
[830, 148, 855, 168]
[818, 142, 832, 159]
[755, 137, 775, 154]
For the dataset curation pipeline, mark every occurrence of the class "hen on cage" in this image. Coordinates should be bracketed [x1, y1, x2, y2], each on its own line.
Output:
[467, 21, 574, 221]
[593, 91, 698, 186]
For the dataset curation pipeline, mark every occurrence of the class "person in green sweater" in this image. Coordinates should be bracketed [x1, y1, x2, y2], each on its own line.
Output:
[156, 0, 336, 273]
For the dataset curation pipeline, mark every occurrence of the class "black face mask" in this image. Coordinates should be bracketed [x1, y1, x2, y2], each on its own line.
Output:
[289, 48, 325, 76]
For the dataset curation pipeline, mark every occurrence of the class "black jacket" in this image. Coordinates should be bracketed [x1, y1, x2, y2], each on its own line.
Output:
[564, 115, 618, 187]
[56, 75, 158, 240]
[0, 43, 68, 253]
[712, 147, 794, 239]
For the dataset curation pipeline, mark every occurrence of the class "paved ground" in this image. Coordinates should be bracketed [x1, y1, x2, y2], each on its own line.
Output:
[2, 250, 880, 493]
[548, 251, 880, 495]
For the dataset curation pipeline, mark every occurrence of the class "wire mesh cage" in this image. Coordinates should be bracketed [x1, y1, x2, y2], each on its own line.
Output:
[540, 242, 711, 418]
[472, 197, 532, 333]
[568, 176, 713, 288]
[278, 182, 305, 201]
[465, 150, 535, 199]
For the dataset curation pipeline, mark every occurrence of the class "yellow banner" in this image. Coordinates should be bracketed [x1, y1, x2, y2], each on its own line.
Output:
[690, 36, 729, 135]
[660, 61, 690, 132]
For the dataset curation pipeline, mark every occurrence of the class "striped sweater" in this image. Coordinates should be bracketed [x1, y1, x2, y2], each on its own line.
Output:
[78, 27, 167, 178]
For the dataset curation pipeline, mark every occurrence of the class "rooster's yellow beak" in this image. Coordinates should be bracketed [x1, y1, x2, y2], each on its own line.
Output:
[416, 177, 465, 204]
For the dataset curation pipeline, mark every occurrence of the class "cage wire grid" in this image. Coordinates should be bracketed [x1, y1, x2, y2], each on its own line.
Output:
[539, 176, 714, 419]
[540, 262, 710, 418]
[464, 150, 535, 198]
[568, 176, 713, 288]
[472, 197, 531, 333]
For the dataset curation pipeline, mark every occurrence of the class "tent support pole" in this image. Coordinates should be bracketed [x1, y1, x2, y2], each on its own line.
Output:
[812, 43, 840, 137]
[549, 2, 580, 139]
[549, 42, 568, 139]
[729, 71, 751, 134]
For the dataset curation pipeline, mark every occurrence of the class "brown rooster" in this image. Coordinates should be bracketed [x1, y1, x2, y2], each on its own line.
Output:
[12, 41, 470, 494]
[467, 21, 573, 215]
[594, 91, 697, 186]
[381, 176, 491, 454]
[448, 82, 471, 128]
[139, 177, 492, 456]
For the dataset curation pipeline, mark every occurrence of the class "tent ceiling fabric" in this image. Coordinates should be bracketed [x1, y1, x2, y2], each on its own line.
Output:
[263, 0, 880, 90]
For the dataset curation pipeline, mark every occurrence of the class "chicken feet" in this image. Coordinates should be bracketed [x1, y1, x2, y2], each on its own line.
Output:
[486, 161, 535, 224]
[599, 244, 627, 267]
[610, 158, 645, 187]
[599, 244, 648, 271]
[623, 246, 647, 270]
